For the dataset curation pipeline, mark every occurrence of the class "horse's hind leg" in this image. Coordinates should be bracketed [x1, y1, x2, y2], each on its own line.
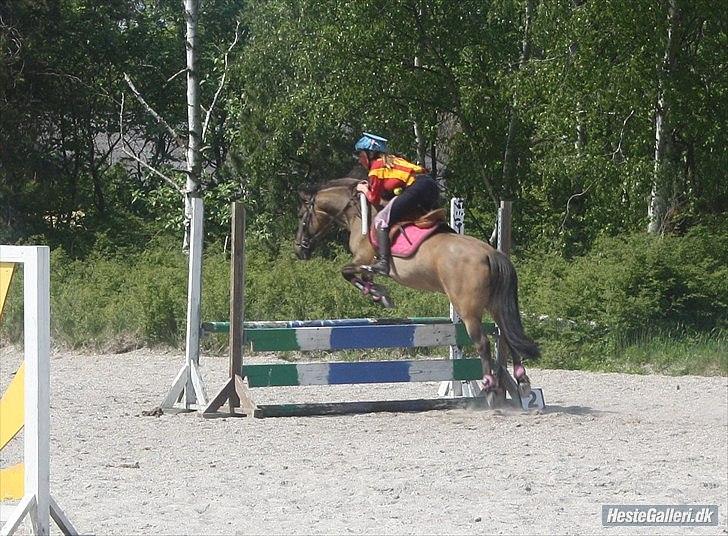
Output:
[461, 315, 497, 392]
[511, 353, 531, 397]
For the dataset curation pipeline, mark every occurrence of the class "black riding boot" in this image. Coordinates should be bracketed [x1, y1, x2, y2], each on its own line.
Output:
[370, 227, 391, 276]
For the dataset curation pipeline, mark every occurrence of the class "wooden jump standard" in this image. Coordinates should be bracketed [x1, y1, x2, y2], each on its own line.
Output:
[202, 203, 527, 418]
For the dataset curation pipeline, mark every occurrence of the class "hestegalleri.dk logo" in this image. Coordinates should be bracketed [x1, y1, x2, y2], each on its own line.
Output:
[602, 504, 719, 526]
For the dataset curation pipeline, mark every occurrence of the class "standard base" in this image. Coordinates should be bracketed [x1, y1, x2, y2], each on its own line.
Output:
[0, 494, 77, 536]
[160, 361, 208, 412]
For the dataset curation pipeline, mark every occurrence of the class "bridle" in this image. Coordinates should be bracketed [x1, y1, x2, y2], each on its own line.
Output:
[296, 187, 360, 254]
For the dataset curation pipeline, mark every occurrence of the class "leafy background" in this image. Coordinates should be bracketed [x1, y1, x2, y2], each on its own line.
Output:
[1, 0, 725, 374]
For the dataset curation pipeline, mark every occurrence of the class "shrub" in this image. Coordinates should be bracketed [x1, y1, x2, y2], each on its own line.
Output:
[1, 227, 724, 376]
[516, 226, 727, 372]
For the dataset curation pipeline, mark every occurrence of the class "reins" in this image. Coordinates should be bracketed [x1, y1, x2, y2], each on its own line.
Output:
[296, 185, 360, 251]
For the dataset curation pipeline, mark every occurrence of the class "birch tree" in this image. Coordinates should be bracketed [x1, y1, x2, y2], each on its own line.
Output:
[502, 0, 535, 186]
[648, 0, 681, 234]
[120, 0, 239, 245]
[183, 0, 203, 244]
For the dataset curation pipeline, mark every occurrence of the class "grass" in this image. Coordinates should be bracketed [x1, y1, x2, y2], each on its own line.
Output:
[535, 328, 727, 376]
[617, 330, 727, 376]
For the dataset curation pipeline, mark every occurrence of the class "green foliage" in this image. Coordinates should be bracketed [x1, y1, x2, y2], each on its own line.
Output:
[49, 240, 189, 349]
[516, 225, 727, 373]
[520, 227, 727, 335]
[3, 0, 726, 250]
[2, 230, 724, 378]
[214, 0, 727, 248]
[1, 0, 726, 378]
[0, 0, 243, 247]
[518, 0, 727, 247]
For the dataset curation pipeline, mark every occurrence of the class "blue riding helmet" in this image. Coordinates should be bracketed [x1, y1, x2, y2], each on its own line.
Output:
[354, 132, 389, 153]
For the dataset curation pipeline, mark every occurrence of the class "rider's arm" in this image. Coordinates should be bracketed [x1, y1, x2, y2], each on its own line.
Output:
[366, 174, 384, 205]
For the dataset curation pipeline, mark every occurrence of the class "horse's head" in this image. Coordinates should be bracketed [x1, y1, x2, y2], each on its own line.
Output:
[295, 187, 322, 260]
[294, 178, 360, 260]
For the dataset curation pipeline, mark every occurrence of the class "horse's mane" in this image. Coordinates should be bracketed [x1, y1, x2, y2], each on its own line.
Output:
[299, 165, 367, 196]
[319, 177, 359, 190]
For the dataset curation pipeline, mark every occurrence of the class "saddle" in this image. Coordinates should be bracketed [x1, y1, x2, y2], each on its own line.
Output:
[369, 208, 451, 258]
[392, 208, 447, 233]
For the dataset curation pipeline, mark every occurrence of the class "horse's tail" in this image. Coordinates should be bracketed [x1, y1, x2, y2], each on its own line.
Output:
[486, 250, 541, 360]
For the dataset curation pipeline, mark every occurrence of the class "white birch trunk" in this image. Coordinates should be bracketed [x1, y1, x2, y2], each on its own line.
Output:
[648, 0, 680, 234]
[413, 2, 426, 165]
[413, 56, 427, 165]
[502, 0, 534, 182]
[184, 0, 203, 248]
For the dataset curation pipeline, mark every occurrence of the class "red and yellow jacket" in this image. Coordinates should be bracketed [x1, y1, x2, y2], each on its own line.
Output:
[365, 155, 427, 205]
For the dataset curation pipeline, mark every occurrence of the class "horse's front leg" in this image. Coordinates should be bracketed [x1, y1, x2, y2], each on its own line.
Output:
[341, 263, 395, 309]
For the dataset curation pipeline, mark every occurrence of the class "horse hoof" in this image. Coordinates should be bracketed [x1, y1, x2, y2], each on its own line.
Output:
[365, 283, 394, 308]
[380, 295, 395, 308]
[368, 290, 394, 308]
[517, 375, 531, 397]
[513, 365, 531, 396]
[481, 374, 497, 392]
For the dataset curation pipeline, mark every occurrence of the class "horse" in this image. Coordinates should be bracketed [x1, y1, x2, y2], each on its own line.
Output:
[294, 170, 539, 394]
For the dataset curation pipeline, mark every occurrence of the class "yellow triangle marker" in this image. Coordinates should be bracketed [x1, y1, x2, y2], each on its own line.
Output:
[0, 462, 24, 500]
[1, 262, 25, 500]
[0, 262, 15, 321]
[0, 363, 25, 450]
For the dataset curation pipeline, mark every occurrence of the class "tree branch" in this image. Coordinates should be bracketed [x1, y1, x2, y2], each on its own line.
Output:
[123, 72, 186, 150]
[560, 181, 595, 234]
[610, 109, 635, 160]
[166, 68, 187, 84]
[119, 92, 184, 193]
[202, 21, 240, 143]
[121, 147, 184, 191]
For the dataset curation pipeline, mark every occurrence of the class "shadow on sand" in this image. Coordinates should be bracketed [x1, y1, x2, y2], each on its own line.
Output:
[540, 404, 613, 417]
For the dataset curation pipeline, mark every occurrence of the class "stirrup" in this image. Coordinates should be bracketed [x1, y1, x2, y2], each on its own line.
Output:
[362, 260, 390, 276]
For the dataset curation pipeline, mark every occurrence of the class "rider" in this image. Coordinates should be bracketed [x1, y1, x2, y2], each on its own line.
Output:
[354, 132, 440, 276]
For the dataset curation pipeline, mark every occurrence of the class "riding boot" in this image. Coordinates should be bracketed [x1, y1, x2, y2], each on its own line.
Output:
[370, 227, 391, 276]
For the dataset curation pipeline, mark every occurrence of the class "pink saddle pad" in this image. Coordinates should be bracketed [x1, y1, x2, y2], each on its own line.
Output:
[369, 224, 442, 258]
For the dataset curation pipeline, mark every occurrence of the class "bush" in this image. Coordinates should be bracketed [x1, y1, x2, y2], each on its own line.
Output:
[516, 226, 727, 373]
[1, 227, 724, 376]
[49, 239, 189, 349]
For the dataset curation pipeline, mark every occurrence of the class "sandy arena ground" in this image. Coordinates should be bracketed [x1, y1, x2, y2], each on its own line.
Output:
[0, 347, 726, 535]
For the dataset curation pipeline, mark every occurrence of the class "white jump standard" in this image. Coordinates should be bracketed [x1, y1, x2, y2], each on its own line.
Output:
[0, 246, 77, 536]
